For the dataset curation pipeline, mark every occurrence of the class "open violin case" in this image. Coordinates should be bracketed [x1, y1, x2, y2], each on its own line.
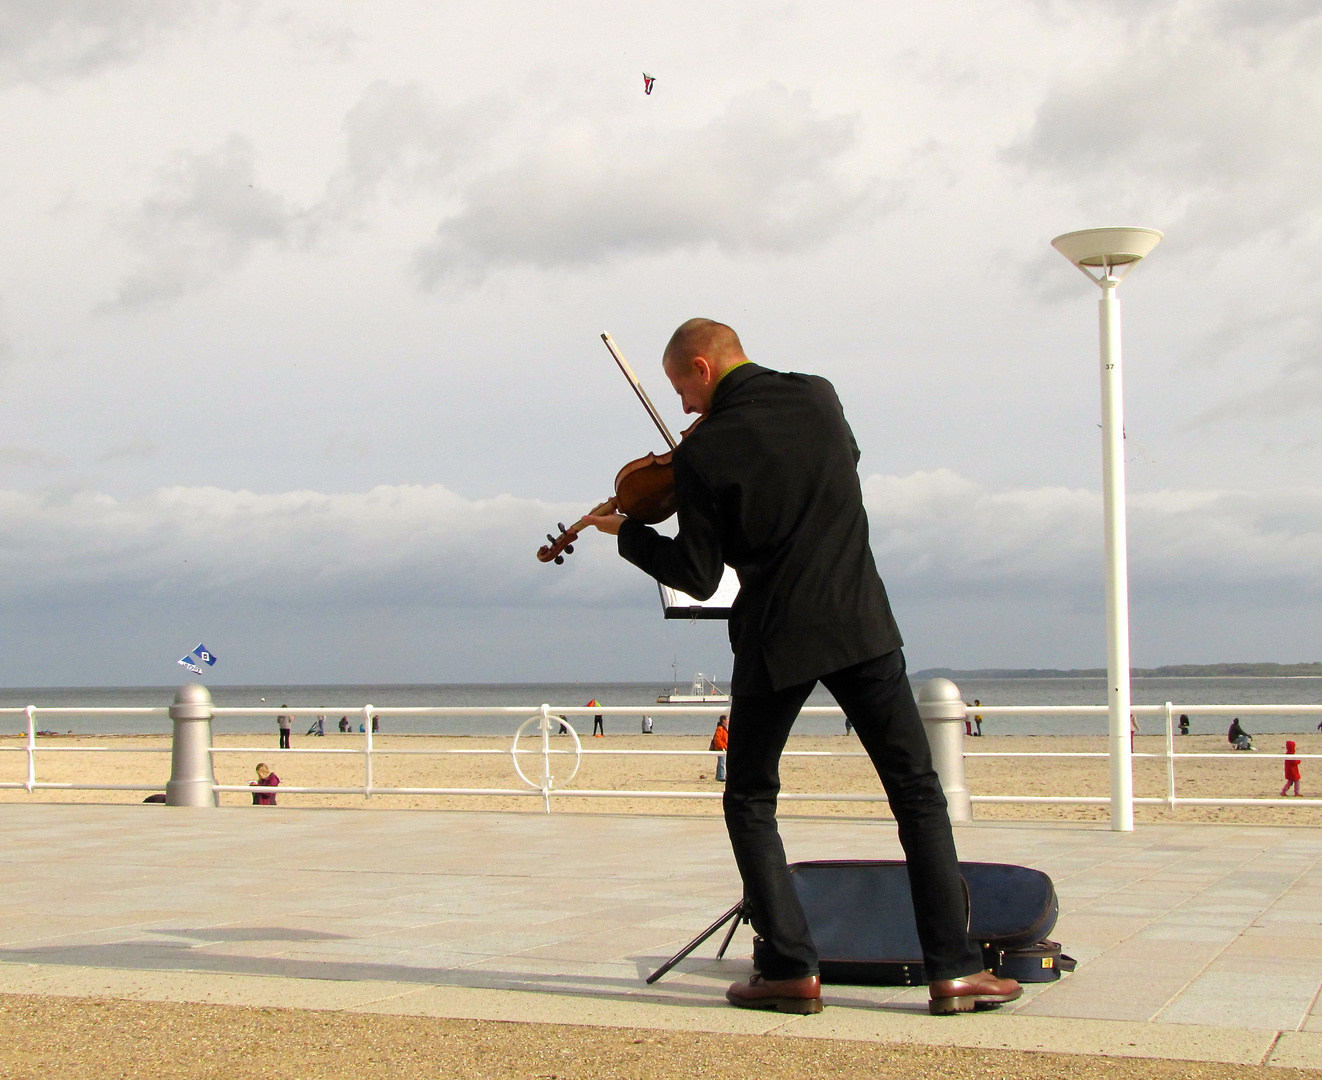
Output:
[757, 860, 1075, 986]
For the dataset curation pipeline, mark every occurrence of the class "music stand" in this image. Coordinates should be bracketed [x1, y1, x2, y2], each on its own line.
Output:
[646, 898, 748, 984]
[658, 564, 739, 620]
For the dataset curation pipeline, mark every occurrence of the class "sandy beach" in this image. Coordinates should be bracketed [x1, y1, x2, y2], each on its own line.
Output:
[3, 995, 1315, 1080]
[2, 731, 1319, 824]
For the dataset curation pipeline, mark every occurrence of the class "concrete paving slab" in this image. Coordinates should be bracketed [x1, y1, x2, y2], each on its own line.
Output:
[2, 805, 1321, 1066]
[1014, 976, 1193, 1023]
[0, 965, 420, 1011]
[515, 926, 694, 964]
[1159, 972, 1321, 1030]
[1268, 1031, 1322, 1069]
[1228, 934, 1322, 961]
[350, 982, 799, 1034]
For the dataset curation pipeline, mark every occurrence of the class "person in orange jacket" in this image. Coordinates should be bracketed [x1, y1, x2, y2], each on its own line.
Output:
[710, 714, 729, 782]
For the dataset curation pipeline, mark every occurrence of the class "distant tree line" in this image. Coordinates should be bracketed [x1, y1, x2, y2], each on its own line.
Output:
[914, 662, 1322, 680]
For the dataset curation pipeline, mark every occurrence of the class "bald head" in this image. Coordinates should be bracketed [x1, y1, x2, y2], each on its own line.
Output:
[663, 318, 747, 372]
[661, 318, 750, 416]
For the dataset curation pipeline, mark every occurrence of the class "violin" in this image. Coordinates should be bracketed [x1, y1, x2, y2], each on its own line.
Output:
[536, 419, 699, 564]
[536, 333, 691, 566]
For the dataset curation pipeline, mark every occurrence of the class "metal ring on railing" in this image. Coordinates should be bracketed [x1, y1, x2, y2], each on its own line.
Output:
[511, 712, 582, 791]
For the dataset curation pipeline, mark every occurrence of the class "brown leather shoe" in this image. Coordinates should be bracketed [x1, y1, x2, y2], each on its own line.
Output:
[726, 973, 822, 1014]
[928, 969, 1022, 1015]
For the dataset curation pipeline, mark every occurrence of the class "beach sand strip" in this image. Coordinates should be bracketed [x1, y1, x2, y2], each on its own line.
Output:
[2, 732, 1320, 824]
[2, 993, 1320, 1080]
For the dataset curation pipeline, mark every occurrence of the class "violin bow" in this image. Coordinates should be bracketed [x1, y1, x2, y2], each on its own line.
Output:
[601, 333, 678, 451]
[536, 334, 677, 566]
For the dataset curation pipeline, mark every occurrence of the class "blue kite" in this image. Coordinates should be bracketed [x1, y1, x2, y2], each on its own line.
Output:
[178, 643, 218, 675]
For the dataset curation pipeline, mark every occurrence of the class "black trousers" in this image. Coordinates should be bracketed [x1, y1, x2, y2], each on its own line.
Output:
[279, 729, 290, 749]
[723, 648, 983, 983]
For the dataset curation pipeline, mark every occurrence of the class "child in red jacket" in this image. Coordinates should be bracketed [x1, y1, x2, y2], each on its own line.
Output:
[1281, 741, 1302, 797]
[249, 762, 280, 805]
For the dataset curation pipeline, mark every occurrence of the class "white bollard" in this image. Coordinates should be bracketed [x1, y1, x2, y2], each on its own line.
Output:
[916, 678, 972, 824]
[166, 683, 218, 807]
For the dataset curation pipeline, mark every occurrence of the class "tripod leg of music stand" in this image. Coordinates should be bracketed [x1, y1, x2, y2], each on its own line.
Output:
[646, 900, 745, 984]
[714, 900, 746, 959]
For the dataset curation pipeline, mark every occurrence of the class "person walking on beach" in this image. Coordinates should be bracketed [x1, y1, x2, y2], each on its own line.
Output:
[972, 700, 983, 736]
[642, 715, 654, 734]
[1281, 741, 1302, 797]
[1178, 714, 1190, 736]
[581, 318, 1019, 1016]
[339, 716, 350, 733]
[710, 714, 729, 782]
[277, 706, 293, 749]
[249, 763, 279, 805]
[588, 699, 604, 737]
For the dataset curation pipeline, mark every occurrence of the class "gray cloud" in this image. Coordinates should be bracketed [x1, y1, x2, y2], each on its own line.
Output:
[96, 437, 157, 463]
[1190, 289, 1322, 423]
[0, 472, 1318, 616]
[864, 469, 1322, 601]
[107, 80, 873, 303]
[113, 133, 312, 309]
[414, 83, 876, 283]
[0, 445, 67, 470]
[1012, 2, 1322, 246]
[1205, 0, 1322, 35]
[1198, 367, 1322, 425]
[110, 82, 502, 307]
[1015, 1, 1322, 422]
[328, 80, 501, 209]
[0, 0, 208, 83]
[0, 483, 642, 608]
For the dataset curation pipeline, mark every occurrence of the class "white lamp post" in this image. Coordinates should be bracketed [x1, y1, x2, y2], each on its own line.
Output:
[1051, 226, 1162, 833]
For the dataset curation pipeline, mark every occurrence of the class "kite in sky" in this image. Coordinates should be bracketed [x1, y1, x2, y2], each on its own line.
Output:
[178, 643, 218, 675]
[643, 73, 655, 95]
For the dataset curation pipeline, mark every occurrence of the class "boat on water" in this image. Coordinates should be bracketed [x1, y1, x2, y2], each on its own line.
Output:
[657, 672, 730, 704]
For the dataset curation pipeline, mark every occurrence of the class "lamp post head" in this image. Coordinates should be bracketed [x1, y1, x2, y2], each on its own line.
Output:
[1051, 227, 1163, 287]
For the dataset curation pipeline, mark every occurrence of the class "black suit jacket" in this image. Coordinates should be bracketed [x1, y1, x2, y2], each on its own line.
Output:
[618, 363, 902, 694]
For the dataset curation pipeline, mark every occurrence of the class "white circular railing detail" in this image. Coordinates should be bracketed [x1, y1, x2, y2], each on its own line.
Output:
[511, 706, 582, 803]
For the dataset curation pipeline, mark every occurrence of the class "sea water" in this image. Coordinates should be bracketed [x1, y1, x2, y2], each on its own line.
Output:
[2, 678, 1321, 738]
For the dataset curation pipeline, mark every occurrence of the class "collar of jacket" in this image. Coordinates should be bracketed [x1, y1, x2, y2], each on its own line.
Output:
[708, 362, 769, 412]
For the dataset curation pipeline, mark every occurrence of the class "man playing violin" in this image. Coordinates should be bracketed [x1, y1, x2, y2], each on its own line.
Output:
[582, 318, 1020, 1016]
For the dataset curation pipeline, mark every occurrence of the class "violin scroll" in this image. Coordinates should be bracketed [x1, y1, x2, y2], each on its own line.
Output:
[536, 499, 617, 565]
[538, 529, 575, 565]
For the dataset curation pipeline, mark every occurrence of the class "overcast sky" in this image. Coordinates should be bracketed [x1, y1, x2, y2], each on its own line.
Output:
[2, 0, 1321, 686]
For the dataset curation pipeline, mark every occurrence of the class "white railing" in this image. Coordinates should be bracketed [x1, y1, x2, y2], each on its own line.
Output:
[0, 705, 172, 794]
[964, 702, 1322, 808]
[3, 699, 1321, 814]
[206, 704, 851, 811]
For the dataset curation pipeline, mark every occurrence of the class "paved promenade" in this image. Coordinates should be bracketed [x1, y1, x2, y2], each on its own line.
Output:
[1, 804, 1319, 1068]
